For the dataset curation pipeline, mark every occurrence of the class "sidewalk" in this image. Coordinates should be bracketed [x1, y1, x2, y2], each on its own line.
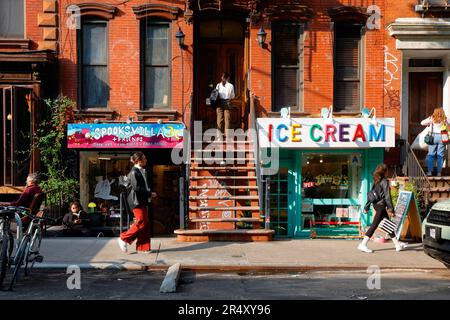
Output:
[36, 237, 447, 271]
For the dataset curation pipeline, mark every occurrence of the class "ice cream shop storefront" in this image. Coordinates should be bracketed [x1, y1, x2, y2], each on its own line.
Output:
[257, 117, 396, 238]
[67, 122, 184, 236]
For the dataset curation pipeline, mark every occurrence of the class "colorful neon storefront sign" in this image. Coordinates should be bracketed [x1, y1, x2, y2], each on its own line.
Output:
[67, 123, 184, 149]
[258, 118, 395, 148]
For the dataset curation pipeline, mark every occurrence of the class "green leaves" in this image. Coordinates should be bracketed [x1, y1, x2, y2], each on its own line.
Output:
[34, 96, 78, 207]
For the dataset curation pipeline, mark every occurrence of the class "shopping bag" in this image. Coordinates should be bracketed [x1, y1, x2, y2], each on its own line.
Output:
[411, 127, 429, 150]
[378, 218, 397, 235]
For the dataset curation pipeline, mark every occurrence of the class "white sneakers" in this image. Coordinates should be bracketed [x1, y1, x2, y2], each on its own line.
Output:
[220, 160, 226, 166]
[392, 238, 408, 252]
[357, 243, 373, 253]
[358, 236, 408, 253]
[117, 238, 128, 253]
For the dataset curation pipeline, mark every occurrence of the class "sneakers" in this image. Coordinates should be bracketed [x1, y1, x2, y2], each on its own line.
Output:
[357, 243, 373, 253]
[220, 160, 226, 166]
[137, 250, 152, 254]
[395, 242, 408, 252]
[117, 238, 128, 253]
[437, 172, 442, 177]
[426, 172, 432, 176]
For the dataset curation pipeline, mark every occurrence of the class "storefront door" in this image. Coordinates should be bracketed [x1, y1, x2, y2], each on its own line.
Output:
[298, 152, 364, 238]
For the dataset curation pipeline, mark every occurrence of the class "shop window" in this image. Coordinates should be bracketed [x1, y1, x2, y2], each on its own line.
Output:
[0, 0, 24, 38]
[272, 22, 304, 112]
[334, 23, 363, 112]
[268, 167, 289, 236]
[79, 20, 109, 108]
[302, 153, 362, 235]
[142, 22, 171, 109]
[1, 86, 32, 186]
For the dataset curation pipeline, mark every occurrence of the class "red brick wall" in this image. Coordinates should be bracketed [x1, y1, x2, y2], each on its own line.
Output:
[56, 0, 420, 136]
[26, 0, 42, 50]
[58, 0, 193, 124]
[251, 0, 387, 120]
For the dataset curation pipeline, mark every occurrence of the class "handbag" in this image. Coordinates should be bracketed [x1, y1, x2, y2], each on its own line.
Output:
[367, 183, 381, 205]
[208, 89, 219, 107]
[441, 122, 449, 144]
[424, 123, 434, 145]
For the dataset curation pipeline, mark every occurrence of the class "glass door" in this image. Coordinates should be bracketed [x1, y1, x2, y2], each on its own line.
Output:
[300, 152, 363, 237]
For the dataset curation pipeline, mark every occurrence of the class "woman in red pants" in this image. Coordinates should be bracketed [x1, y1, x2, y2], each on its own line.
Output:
[117, 152, 156, 253]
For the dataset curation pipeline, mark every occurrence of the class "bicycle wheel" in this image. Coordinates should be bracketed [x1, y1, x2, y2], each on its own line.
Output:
[25, 227, 42, 276]
[0, 231, 10, 288]
[8, 235, 30, 290]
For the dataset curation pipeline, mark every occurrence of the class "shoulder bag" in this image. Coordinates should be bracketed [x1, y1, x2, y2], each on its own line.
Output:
[424, 123, 434, 145]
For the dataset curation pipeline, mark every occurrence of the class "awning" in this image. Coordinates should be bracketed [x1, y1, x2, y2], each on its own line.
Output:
[67, 123, 184, 149]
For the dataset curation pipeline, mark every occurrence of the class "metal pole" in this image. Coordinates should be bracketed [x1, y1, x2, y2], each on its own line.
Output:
[265, 177, 271, 230]
[179, 176, 185, 229]
[119, 192, 123, 234]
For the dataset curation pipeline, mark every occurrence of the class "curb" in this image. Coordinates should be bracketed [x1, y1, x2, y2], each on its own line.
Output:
[34, 263, 449, 273]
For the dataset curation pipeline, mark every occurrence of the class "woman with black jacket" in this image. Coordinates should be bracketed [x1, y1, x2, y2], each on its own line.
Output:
[117, 152, 156, 253]
[358, 164, 408, 253]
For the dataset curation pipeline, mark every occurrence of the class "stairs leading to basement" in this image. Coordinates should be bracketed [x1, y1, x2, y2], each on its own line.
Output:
[175, 139, 274, 242]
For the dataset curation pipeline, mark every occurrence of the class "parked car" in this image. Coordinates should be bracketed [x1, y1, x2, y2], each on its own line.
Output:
[422, 200, 450, 269]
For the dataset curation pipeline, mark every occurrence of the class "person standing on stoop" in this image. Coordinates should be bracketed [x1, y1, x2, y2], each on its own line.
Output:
[117, 152, 156, 254]
[358, 164, 408, 253]
[216, 72, 235, 141]
[421, 107, 450, 177]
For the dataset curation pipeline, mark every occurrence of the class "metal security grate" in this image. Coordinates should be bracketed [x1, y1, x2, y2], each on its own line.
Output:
[427, 209, 450, 226]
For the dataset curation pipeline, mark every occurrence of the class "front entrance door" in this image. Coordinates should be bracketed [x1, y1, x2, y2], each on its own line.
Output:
[408, 72, 443, 144]
[196, 18, 246, 130]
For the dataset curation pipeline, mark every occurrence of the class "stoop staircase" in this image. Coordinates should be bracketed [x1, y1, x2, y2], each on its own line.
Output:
[400, 141, 450, 217]
[175, 94, 274, 242]
[175, 138, 274, 241]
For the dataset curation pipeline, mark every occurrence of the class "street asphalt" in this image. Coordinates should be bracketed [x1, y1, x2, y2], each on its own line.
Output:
[0, 269, 449, 300]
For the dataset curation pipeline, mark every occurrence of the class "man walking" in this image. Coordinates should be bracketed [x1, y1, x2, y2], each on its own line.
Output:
[216, 72, 235, 141]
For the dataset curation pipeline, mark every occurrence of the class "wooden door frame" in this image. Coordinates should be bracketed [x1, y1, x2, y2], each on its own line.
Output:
[193, 13, 249, 129]
[406, 70, 444, 144]
[400, 63, 446, 141]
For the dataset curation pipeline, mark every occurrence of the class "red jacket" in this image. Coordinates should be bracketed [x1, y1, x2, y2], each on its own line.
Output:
[11, 184, 42, 208]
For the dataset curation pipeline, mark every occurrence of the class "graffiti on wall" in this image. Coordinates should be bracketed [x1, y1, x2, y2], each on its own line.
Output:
[384, 45, 401, 111]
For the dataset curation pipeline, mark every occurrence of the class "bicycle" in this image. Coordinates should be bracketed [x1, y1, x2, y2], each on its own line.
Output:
[0, 206, 23, 289]
[8, 208, 46, 290]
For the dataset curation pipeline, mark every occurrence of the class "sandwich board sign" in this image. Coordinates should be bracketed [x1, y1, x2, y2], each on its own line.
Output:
[392, 191, 422, 241]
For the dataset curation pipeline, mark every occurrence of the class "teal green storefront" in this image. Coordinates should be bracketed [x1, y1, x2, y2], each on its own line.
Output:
[265, 148, 384, 238]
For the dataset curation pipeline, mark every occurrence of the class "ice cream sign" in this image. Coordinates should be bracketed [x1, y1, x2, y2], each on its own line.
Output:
[67, 123, 184, 149]
[257, 118, 395, 148]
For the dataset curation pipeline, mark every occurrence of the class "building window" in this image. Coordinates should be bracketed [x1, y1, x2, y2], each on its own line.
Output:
[0, 0, 24, 38]
[79, 20, 109, 108]
[1, 86, 32, 186]
[142, 22, 171, 109]
[334, 23, 363, 112]
[272, 22, 304, 112]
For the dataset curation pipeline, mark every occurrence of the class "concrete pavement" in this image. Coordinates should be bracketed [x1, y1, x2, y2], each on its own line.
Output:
[36, 237, 447, 271]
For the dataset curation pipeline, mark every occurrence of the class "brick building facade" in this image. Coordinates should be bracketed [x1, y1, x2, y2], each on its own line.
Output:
[2, 0, 446, 239]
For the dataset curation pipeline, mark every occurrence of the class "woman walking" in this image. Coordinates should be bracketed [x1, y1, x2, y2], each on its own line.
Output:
[358, 164, 408, 253]
[117, 152, 155, 253]
[421, 107, 450, 177]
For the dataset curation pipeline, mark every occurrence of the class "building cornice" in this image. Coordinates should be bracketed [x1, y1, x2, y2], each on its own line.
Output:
[388, 18, 450, 38]
[67, 2, 117, 20]
[132, 4, 181, 20]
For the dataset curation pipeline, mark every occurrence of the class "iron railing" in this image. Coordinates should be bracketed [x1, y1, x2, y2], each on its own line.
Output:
[400, 140, 431, 206]
[416, 0, 450, 13]
[248, 93, 266, 227]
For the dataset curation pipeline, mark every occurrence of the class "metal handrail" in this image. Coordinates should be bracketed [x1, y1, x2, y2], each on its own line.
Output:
[402, 141, 431, 206]
[248, 93, 263, 222]
[420, 0, 449, 6]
